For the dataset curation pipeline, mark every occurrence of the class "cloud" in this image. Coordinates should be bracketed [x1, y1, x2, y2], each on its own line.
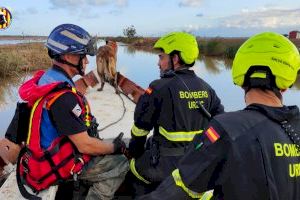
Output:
[180, 24, 212, 33]
[196, 13, 203, 17]
[174, 7, 300, 37]
[49, 0, 128, 9]
[220, 7, 300, 29]
[12, 7, 39, 20]
[179, 0, 203, 7]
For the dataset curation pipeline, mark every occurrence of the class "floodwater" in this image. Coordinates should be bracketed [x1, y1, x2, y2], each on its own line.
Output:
[0, 41, 299, 137]
[0, 39, 46, 45]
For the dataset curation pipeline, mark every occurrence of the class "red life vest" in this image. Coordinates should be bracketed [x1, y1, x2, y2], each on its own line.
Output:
[17, 84, 92, 192]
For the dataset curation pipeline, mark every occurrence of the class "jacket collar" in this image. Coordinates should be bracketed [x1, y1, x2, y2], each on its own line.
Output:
[174, 68, 195, 75]
[52, 65, 75, 86]
[245, 103, 300, 123]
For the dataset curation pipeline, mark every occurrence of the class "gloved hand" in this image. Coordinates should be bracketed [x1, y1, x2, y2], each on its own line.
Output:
[87, 117, 99, 138]
[112, 132, 127, 154]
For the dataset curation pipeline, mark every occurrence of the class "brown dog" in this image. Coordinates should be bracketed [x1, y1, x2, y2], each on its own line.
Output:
[96, 40, 118, 93]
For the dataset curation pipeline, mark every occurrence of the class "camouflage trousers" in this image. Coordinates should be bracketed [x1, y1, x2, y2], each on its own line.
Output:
[79, 154, 129, 200]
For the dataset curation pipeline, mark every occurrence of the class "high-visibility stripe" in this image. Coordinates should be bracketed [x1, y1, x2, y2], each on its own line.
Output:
[159, 126, 203, 142]
[130, 159, 151, 184]
[47, 38, 69, 51]
[27, 97, 43, 144]
[61, 30, 89, 45]
[131, 124, 149, 137]
[85, 104, 90, 127]
[172, 169, 202, 198]
[172, 169, 213, 199]
[205, 127, 220, 143]
[71, 87, 77, 93]
[200, 190, 213, 200]
[71, 87, 91, 127]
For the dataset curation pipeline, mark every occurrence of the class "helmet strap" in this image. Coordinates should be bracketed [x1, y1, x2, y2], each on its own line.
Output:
[55, 55, 85, 76]
[244, 66, 282, 100]
[160, 54, 174, 78]
[169, 54, 175, 71]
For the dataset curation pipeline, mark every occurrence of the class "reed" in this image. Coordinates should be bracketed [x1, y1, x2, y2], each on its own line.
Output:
[0, 43, 51, 78]
[0, 38, 299, 78]
[111, 36, 247, 59]
[111, 36, 300, 59]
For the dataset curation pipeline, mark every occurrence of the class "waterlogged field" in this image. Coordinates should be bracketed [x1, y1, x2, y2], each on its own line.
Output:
[0, 42, 51, 77]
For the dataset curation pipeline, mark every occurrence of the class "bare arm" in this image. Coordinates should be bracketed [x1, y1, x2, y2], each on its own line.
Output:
[68, 131, 114, 156]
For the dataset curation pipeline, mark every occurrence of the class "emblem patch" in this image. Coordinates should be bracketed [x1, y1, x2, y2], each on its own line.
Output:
[72, 104, 82, 117]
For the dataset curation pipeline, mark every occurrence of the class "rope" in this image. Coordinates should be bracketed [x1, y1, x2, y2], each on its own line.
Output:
[97, 92, 127, 132]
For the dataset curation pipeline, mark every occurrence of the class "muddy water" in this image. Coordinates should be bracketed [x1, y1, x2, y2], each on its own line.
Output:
[0, 41, 299, 137]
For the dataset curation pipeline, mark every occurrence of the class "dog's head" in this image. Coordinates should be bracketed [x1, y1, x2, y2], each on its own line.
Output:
[107, 40, 117, 51]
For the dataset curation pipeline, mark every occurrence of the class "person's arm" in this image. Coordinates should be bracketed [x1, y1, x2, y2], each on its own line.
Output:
[129, 84, 161, 158]
[68, 131, 114, 155]
[139, 120, 229, 200]
[209, 87, 224, 116]
[49, 92, 121, 156]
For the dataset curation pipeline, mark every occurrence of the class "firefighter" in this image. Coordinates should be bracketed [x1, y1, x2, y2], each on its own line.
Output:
[127, 32, 224, 197]
[139, 32, 300, 200]
[17, 24, 129, 200]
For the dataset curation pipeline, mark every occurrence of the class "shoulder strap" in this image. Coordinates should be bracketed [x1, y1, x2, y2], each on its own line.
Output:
[243, 106, 300, 150]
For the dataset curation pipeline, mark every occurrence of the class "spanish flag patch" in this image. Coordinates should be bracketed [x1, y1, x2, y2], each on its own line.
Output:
[145, 87, 153, 95]
[205, 126, 220, 143]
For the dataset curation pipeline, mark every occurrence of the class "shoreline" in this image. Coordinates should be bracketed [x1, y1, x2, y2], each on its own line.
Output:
[0, 36, 47, 40]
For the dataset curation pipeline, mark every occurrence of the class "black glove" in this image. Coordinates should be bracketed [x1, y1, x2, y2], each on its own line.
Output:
[112, 132, 127, 154]
[87, 117, 99, 138]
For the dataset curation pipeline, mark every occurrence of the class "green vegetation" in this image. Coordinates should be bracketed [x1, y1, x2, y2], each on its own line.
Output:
[110, 36, 247, 59]
[0, 36, 299, 78]
[112, 36, 300, 59]
[198, 38, 246, 59]
[0, 43, 51, 78]
[123, 25, 137, 39]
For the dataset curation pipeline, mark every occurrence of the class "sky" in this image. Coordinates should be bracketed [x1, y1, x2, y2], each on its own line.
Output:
[0, 0, 300, 37]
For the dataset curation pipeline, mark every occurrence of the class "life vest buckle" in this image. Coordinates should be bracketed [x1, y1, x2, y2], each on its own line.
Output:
[70, 157, 85, 175]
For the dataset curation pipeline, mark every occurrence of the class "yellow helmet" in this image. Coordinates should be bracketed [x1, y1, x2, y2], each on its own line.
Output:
[232, 32, 300, 90]
[154, 32, 199, 65]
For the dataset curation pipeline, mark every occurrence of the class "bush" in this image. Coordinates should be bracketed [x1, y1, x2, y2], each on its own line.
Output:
[123, 25, 137, 39]
[204, 40, 226, 56]
[224, 46, 240, 59]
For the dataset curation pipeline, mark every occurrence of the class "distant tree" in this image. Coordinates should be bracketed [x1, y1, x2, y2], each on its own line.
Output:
[123, 25, 137, 38]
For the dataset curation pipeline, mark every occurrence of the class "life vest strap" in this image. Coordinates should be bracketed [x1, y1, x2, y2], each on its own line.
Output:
[17, 147, 42, 200]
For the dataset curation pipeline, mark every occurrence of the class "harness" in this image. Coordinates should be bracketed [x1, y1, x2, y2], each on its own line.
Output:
[17, 85, 92, 199]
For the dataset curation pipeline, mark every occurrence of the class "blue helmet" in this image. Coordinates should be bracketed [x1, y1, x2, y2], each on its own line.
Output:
[46, 24, 97, 57]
